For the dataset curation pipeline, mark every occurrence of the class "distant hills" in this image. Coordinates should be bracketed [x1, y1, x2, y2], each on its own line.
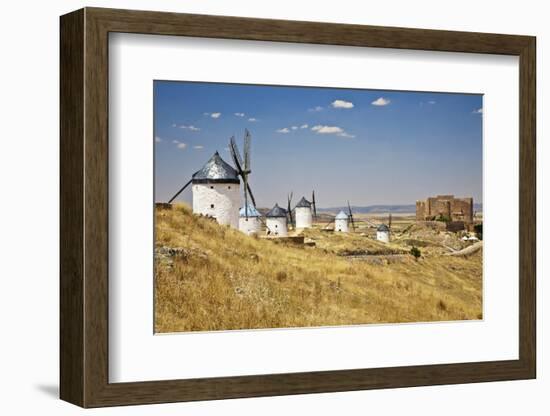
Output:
[317, 204, 483, 214]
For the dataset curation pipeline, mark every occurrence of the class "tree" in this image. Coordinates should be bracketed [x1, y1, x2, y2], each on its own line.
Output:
[474, 223, 483, 240]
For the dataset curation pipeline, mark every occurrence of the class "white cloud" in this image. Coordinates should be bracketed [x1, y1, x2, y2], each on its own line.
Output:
[178, 124, 200, 131]
[308, 106, 323, 112]
[193, 145, 204, 150]
[291, 126, 298, 130]
[234, 112, 245, 117]
[331, 99, 354, 109]
[248, 117, 258, 122]
[177, 143, 187, 150]
[155, 136, 162, 143]
[473, 108, 483, 114]
[311, 125, 344, 134]
[300, 124, 309, 129]
[371, 97, 391, 106]
[337, 132, 355, 138]
[172, 140, 179, 144]
[276, 128, 290, 134]
[210, 112, 221, 119]
[428, 100, 436, 105]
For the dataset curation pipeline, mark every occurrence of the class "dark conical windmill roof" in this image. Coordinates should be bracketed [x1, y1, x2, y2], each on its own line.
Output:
[295, 196, 312, 208]
[377, 224, 390, 232]
[266, 203, 288, 218]
[192, 151, 240, 184]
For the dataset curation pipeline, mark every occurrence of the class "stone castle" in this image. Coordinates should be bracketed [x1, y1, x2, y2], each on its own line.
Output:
[416, 195, 474, 224]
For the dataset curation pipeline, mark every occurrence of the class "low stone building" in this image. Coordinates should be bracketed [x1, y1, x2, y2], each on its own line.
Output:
[416, 194, 474, 224]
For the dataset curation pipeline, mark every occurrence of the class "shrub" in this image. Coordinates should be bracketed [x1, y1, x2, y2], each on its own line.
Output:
[410, 246, 421, 260]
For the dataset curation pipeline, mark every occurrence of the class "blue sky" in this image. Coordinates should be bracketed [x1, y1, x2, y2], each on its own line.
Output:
[154, 81, 482, 207]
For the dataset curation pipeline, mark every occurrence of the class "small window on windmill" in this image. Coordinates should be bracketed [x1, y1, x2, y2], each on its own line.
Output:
[210, 185, 214, 189]
[275, 224, 278, 228]
[210, 204, 214, 209]
[228, 186, 231, 189]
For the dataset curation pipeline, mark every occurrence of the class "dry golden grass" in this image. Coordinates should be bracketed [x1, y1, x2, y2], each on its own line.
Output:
[155, 204, 482, 333]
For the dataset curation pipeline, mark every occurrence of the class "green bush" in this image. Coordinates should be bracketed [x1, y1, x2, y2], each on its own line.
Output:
[410, 246, 421, 260]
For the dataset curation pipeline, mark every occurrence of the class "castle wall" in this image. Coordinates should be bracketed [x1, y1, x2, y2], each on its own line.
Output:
[416, 195, 474, 223]
[192, 182, 240, 229]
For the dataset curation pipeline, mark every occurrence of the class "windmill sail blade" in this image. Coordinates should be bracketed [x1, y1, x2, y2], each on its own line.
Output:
[312, 190, 317, 219]
[287, 192, 294, 227]
[243, 176, 249, 219]
[168, 179, 192, 203]
[244, 129, 251, 173]
[229, 136, 244, 172]
[246, 183, 257, 207]
[347, 200, 356, 231]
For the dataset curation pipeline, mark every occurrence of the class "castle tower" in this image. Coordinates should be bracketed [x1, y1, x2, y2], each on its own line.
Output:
[239, 204, 262, 236]
[295, 196, 313, 229]
[334, 210, 349, 233]
[265, 204, 288, 237]
[191, 151, 240, 228]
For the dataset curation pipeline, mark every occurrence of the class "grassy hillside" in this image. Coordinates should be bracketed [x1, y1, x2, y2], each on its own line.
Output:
[155, 204, 482, 333]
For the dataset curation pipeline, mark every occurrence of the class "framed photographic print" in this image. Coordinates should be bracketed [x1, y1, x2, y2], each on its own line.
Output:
[60, 7, 536, 408]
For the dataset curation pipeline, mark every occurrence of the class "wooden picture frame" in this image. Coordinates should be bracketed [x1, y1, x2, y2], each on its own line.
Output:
[60, 7, 536, 408]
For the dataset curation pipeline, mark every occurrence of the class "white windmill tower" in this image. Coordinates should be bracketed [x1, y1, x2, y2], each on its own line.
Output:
[295, 196, 314, 229]
[376, 224, 390, 243]
[239, 204, 262, 236]
[265, 204, 288, 237]
[191, 152, 241, 228]
[167, 130, 258, 230]
[168, 151, 241, 229]
[334, 210, 349, 232]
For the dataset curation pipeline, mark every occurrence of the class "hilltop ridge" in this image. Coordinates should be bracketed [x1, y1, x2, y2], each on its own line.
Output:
[155, 204, 482, 333]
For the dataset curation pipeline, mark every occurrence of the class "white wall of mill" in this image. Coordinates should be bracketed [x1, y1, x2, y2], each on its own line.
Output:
[335, 218, 349, 233]
[266, 217, 288, 236]
[192, 183, 240, 229]
[239, 217, 262, 236]
[295, 207, 313, 228]
[377, 231, 390, 243]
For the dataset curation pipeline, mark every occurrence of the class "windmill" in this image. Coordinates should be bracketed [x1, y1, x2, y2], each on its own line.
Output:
[347, 200, 356, 232]
[229, 129, 257, 218]
[311, 190, 317, 221]
[388, 212, 393, 230]
[287, 192, 294, 229]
